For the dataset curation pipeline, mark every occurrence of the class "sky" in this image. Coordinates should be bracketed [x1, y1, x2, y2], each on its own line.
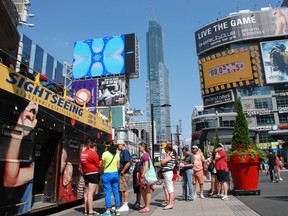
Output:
[20, 0, 282, 141]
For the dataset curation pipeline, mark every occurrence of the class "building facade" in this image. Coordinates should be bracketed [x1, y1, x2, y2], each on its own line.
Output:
[193, 6, 288, 165]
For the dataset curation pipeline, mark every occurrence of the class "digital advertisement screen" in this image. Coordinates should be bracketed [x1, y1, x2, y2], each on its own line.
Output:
[195, 8, 288, 54]
[72, 35, 125, 79]
[97, 76, 126, 106]
[202, 52, 253, 88]
[260, 39, 288, 84]
[71, 79, 98, 107]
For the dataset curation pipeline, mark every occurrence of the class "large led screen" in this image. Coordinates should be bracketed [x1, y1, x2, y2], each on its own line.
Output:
[72, 35, 125, 79]
[260, 39, 288, 84]
[71, 79, 98, 107]
[202, 52, 253, 88]
[195, 8, 288, 54]
[98, 76, 125, 106]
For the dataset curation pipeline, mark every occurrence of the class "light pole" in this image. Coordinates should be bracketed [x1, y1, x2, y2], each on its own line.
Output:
[151, 103, 171, 166]
[167, 125, 181, 156]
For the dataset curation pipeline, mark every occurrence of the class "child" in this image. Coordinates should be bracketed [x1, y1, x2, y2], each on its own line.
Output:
[131, 154, 141, 210]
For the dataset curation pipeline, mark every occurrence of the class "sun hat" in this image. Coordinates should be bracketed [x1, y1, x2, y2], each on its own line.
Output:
[116, 139, 125, 145]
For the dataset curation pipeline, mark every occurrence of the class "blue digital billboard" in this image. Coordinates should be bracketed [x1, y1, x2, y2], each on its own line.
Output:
[72, 35, 125, 79]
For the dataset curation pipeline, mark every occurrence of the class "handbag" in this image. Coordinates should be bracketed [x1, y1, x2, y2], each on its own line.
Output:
[145, 157, 157, 185]
[207, 161, 215, 172]
[157, 169, 164, 179]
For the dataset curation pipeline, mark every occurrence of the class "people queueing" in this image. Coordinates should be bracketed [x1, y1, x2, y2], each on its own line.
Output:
[180, 147, 195, 201]
[160, 144, 176, 210]
[101, 141, 121, 216]
[80, 141, 101, 215]
[131, 154, 141, 210]
[207, 151, 218, 196]
[117, 140, 131, 212]
[267, 148, 279, 182]
[192, 145, 205, 199]
[138, 142, 154, 213]
[215, 143, 229, 201]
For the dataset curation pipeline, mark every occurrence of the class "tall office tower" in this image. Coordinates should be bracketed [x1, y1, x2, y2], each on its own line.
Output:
[146, 21, 171, 145]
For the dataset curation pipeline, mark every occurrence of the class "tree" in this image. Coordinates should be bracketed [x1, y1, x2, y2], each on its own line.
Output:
[231, 97, 251, 150]
[214, 128, 220, 150]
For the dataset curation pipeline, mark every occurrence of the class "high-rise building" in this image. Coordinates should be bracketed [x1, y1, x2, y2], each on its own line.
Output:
[146, 21, 171, 146]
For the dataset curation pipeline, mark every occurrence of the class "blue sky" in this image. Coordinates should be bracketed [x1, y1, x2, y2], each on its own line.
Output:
[21, 0, 281, 141]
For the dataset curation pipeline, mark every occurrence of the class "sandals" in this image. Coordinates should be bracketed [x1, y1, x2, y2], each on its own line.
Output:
[84, 211, 100, 215]
[163, 205, 173, 210]
[139, 208, 150, 213]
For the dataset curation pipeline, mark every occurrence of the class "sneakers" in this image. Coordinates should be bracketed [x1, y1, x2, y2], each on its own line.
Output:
[133, 202, 141, 210]
[200, 193, 205, 199]
[100, 211, 111, 216]
[119, 205, 129, 212]
[221, 195, 229, 201]
[280, 178, 283, 181]
[193, 193, 197, 199]
[114, 210, 120, 216]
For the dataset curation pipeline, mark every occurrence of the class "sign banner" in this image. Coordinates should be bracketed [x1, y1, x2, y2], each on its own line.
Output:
[0, 65, 112, 133]
[203, 90, 234, 107]
[98, 76, 126, 106]
[195, 8, 288, 54]
[260, 39, 288, 84]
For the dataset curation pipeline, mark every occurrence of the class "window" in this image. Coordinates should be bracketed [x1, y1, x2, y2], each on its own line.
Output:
[239, 86, 270, 96]
[279, 113, 288, 124]
[256, 115, 275, 126]
[276, 96, 288, 107]
[274, 83, 288, 93]
[220, 120, 235, 127]
[254, 98, 273, 109]
[258, 131, 275, 143]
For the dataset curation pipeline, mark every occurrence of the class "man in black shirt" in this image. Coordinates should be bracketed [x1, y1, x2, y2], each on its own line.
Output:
[267, 149, 279, 182]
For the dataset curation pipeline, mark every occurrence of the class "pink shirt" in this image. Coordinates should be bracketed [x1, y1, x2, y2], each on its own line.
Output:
[193, 154, 204, 171]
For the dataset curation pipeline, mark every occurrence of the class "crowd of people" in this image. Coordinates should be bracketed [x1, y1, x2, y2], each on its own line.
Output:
[77, 140, 236, 216]
[78, 140, 286, 216]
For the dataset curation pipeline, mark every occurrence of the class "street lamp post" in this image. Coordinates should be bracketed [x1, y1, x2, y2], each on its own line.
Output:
[167, 125, 181, 156]
[150, 103, 171, 166]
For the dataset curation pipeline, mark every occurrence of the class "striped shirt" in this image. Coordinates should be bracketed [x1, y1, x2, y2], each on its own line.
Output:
[161, 151, 175, 172]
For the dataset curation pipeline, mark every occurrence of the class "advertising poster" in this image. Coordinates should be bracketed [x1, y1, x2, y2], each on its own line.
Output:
[195, 8, 288, 54]
[0, 93, 35, 215]
[260, 39, 288, 83]
[71, 79, 98, 107]
[72, 35, 125, 79]
[98, 77, 126, 106]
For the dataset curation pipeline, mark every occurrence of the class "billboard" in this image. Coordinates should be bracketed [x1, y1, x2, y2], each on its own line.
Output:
[203, 90, 234, 108]
[71, 79, 98, 107]
[72, 33, 139, 80]
[260, 39, 288, 84]
[202, 52, 253, 89]
[195, 8, 288, 54]
[98, 76, 125, 106]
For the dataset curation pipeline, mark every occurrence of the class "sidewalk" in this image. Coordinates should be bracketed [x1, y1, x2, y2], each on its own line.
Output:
[53, 181, 260, 216]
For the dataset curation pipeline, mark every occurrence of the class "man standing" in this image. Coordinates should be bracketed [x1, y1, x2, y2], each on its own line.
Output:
[267, 148, 279, 182]
[117, 139, 131, 212]
[180, 147, 194, 201]
[192, 145, 205, 199]
[215, 143, 229, 201]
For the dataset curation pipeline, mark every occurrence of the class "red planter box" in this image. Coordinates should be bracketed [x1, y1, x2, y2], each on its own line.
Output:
[229, 154, 260, 190]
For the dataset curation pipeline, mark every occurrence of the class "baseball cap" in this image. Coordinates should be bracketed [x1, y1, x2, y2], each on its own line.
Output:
[116, 139, 125, 145]
[192, 145, 199, 149]
[131, 154, 139, 160]
[217, 143, 224, 148]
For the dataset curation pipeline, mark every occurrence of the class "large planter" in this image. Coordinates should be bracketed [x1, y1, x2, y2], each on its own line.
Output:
[229, 154, 260, 191]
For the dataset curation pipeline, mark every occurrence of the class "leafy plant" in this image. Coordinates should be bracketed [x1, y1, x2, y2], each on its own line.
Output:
[228, 97, 267, 162]
[214, 128, 220, 151]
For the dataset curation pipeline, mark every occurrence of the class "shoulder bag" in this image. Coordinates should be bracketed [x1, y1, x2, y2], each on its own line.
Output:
[104, 154, 116, 171]
[145, 156, 157, 185]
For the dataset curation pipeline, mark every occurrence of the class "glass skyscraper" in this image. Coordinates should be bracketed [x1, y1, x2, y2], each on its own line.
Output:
[146, 21, 171, 145]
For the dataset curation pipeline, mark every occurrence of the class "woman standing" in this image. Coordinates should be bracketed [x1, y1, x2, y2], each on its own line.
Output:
[138, 142, 154, 213]
[160, 144, 175, 210]
[101, 141, 121, 216]
[80, 141, 100, 215]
